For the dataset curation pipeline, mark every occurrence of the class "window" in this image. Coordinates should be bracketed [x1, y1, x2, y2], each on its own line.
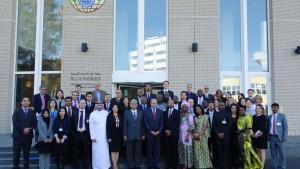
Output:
[115, 0, 166, 72]
[15, 0, 63, 107]
[220, 0, 270, 107]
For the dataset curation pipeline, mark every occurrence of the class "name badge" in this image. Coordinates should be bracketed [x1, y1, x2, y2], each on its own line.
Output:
[59, 128, 63, 132]
[86, 120, 89, 123]
[222, 120, 227, 124]
[277, 122, 281, 126]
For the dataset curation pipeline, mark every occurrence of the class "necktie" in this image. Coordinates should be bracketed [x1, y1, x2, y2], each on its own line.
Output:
[153, 109, 156, 119]
[106, 103, 109, 110]
[147, 93, 150, 99]
[41, 95, 45, 110]
[272, 114, 276, 135]
[143, 105, 146, 110]
[24, 108, 28, 114]
[79, 111, 83, 129]
[74, 101, 77, 108]
[168, 109, 172, 118]
[59, 101, 61, 108]
[67, 107, 71, 116]
[133, 111, 137, 120]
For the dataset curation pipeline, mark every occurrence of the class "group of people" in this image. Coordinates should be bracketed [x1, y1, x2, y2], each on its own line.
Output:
[12, 81, 288, 169]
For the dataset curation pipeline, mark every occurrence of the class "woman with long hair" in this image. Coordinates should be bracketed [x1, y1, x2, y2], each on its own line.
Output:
[55, 89, 65, 108]
[252, 104, 268, 169]
[106, 105, 123, 169]
[52, 107, 70, 169]
[48, 99, 58, 120]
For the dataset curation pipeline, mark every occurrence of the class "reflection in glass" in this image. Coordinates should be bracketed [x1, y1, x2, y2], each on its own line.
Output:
[143, 0, 166, 71]
[249, 76, 267, 105]
[42, 0, 63, 71]
[15, 74, 34, 108]
[42, 74, 61, 98]
[115, 0, 138, 70]
[220, 0, 241, 71]
[16, 0, 37, 71]
[247, 0, 268, 72]
[221, 76, 240, 100]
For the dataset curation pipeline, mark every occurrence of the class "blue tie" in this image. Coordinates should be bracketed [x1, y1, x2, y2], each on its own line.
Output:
[79, 111, 83, 129]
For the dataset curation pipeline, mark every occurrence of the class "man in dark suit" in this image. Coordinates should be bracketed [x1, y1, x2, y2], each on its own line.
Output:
[85, 92, 95, 114]
[186, 83, 198, 105]
[103, 94, 112, 112]
[75, 84, 86, 101]
[158, 81, 174, 100]
[12, 97, 37, 169]
[65, 96, 79, 118]
[144, 98, 164, 169]
[203, 85, 214, 102]
[110, 89, 124, 108]
[205, 101, 217, 168]
[71, 99, 91, 169]
[138, 96, 149, 113]
[135, 88, 144, 105]
[144, 83, 156, 105]
[92, 83, 106, 103]
[71, 91, 79, 109]
[164, 99, 180, 169]
[123, 99, 145, 169]
[32, 86, 51, 114]
[213, 101, 232, 169]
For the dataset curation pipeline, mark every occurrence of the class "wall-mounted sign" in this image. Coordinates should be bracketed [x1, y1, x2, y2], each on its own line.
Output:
[70, 0, 105, 13]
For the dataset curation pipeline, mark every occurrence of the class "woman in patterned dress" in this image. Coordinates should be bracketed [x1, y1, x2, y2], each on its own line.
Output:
[178, 103, 194, 169]
[193, 104, 212, 169]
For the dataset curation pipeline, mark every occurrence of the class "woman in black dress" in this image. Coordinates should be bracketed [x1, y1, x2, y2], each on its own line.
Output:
[252, 104, 268, 168]
[53, 107, 70, 169]
[106, 104, 123, 169]
[229, 103, 240, 168]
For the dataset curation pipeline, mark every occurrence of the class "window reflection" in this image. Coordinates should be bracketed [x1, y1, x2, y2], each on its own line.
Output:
[15, 74, 34, 108]
[249, 76, 268, 105]
[220, 0, 241, 71]
[41, 74, 61, 98]
[42, 0, 63, 71]
[115, 0, 138, 71]
[221, 77, 240, 100]
[16, 0, 37, 71]
[247, 0, 268, 72]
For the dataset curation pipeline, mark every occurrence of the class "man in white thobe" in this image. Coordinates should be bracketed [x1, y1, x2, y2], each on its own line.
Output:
[89, 102, 111, 169]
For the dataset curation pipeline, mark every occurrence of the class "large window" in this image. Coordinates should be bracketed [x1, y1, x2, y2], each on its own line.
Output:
[15, 0, 63, 106]
[115, 0, 167, 73]
[220, 0, 270, 107]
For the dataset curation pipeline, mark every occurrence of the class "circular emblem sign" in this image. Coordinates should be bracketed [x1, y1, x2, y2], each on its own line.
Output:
[70, 0, 105, 13]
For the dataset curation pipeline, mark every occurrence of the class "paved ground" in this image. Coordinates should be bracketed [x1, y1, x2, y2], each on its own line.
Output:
[1, 134, 299, 169]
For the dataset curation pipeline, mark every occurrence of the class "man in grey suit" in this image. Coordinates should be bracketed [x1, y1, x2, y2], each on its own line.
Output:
[123, 99, 145, 169]
[268, 103, 288, 169]
[92, 83, 106, 103]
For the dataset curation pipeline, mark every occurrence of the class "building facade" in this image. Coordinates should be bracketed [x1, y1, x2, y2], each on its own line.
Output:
[0, 0, 299, 135]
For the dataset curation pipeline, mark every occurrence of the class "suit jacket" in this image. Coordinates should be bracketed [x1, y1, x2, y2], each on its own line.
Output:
[186, 92, 198, 104]
[104, 102, 111, 112]
[138, 104, 150, 113]
[135, 96, 143, 105]
[163, 108, 180, 138]
[144, 108, 164, 136]
[12, 108, 37, 139]
[123, 109, 145, 140]
[110, 97, 123, 108]
[65, 106, 79, 118]
[85, 102, 95, 114]
[92, 90, 106, 103]
[53, 117, 71, 139]
[71, 109, 90, 136]
[158, 90, 174, 100]
[205, 109, 216, 137]
[77, 94, 86, 102]
[32, 93, 51, 113]
[212, 110, 231, 138]
[203, 93, 214, 102]
[37, 117, 53, 142]
[268, 113, 288, 142]
[143, 93, 156, 105]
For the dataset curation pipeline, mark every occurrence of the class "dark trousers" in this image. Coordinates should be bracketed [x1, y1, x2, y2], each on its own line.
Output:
[147, 135, 160, 168]
[73, 132, 91, 169]
[13, 136, 32, 169]
[208, 136, 218, 168]
[126, 139, 142, 168]
[215, 137, 231, 169]
[165, 135, 178, 169]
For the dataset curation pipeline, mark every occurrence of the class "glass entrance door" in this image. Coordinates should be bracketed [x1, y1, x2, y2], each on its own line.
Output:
[117, 83, 162, 99]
